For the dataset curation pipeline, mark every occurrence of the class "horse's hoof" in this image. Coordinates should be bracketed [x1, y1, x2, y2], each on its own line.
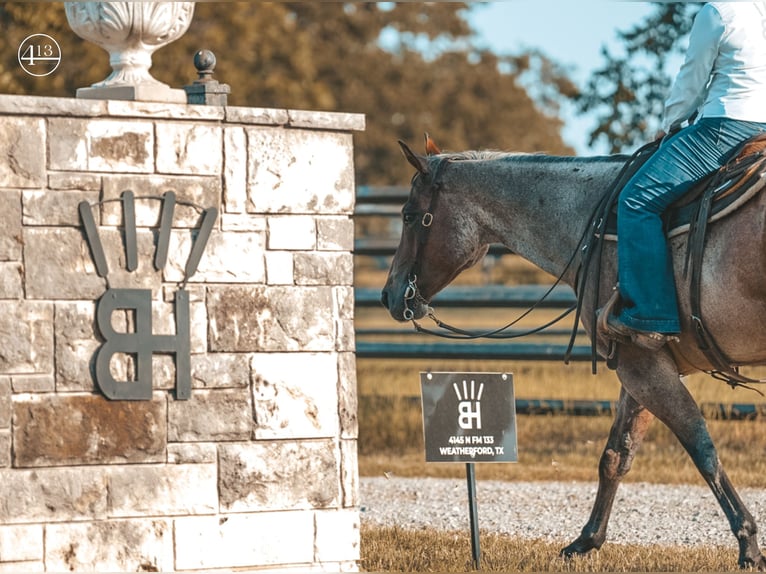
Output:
[740, 553, 766, 570]
[559, 539, 597, 559]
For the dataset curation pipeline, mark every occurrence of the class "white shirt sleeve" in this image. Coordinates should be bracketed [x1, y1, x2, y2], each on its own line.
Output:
[662, 4, 725, 133]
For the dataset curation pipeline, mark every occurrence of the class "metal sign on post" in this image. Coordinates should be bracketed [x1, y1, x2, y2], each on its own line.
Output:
[421, 372, 517, 463]
[420, 372, 517, 570]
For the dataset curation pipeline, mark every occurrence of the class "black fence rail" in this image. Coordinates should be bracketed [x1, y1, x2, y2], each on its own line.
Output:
[355, 185, 408, 209]
[356, 341, 593, 361]
[354, 285, 589, 361]
[360, 395, 766, 421]
[355, 284, 577, 309]
[355, 239, 511, 257]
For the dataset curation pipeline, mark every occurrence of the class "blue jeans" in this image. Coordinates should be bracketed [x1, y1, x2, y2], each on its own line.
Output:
[617, 117, 766, 333]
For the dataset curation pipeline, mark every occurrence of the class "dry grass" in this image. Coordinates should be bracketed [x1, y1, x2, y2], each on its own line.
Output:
[356, 355, 766, 570]
[358, 397, 766, 486]
[356, 353, 766, 569]
[360, 525, 741, 572]
[356, 354, 766, 486]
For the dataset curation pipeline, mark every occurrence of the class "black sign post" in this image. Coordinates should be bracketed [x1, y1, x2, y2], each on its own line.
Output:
[420, 372, 517, 570]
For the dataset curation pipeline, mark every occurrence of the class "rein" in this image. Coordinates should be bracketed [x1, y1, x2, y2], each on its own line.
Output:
[565, 139, 662, 372]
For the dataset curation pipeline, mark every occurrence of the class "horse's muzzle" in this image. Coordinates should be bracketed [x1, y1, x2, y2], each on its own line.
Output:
[380, 284, 428, 322]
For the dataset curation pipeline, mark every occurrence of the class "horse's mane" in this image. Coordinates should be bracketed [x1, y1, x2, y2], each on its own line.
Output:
[442, 150, 523, 161]
[437, 150, 629, 164]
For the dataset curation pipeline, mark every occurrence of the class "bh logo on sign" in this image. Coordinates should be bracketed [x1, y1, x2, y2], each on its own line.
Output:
[453, 379, 484, 430]
[79, 190, 217, 401]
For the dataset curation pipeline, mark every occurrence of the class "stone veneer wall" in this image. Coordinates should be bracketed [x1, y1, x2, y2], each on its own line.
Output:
[0, 94, 363, 572]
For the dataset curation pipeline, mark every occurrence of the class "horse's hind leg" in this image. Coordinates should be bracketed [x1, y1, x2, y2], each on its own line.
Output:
[560, 387, 654, 557]
[616, 346, 765, 569]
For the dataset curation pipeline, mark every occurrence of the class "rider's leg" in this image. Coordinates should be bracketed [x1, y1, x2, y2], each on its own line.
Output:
[616, 117, 766, 335]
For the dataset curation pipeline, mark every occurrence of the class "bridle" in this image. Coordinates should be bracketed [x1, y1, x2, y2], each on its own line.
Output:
[400, 155, 580, 341]
[401, 160, 443, 322]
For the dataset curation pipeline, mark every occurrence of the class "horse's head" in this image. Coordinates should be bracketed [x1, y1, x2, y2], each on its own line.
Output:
[381, 135, 490, 321]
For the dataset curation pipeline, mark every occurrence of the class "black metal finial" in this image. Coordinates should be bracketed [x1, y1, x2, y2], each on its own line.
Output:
[193, 49, 216, 83]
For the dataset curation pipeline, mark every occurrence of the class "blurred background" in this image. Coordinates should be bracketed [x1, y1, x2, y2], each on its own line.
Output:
[0, 2, 699, 184]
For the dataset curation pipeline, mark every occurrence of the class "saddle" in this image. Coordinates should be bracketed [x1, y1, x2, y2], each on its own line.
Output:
[573, 133, 766, 386]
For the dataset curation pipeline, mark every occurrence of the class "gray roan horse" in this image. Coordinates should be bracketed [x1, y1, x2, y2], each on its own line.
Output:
[381, 137, 766, 568]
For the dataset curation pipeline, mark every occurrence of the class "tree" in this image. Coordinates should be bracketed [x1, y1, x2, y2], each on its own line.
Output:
[577, 3, 699, 153]
[0, 2, 577, 184]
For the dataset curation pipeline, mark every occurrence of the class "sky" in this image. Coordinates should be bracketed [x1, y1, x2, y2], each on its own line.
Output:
[466, 2, 663, 154]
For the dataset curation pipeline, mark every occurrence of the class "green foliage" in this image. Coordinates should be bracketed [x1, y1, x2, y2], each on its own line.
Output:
[0, 2, 575, 184]
[577, 3, 700, 152]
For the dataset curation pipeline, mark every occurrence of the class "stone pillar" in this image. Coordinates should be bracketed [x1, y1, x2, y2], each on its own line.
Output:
[0, 94, 364, 572]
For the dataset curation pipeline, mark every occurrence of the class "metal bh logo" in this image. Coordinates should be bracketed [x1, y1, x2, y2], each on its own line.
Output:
[79, 191, 217, 401]
[454, 379, 483, 430]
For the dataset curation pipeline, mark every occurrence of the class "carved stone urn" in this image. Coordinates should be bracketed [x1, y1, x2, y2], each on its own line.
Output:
[64, 2, 195, 102]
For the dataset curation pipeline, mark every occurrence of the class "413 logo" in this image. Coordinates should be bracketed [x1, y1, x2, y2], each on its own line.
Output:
[18, 34, 61, 77]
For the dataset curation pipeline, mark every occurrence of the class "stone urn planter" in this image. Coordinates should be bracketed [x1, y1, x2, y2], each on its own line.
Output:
[64, 2, 195, 102]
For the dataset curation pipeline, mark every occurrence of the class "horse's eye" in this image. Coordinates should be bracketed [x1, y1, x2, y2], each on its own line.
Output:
[403, 212, 417, 226]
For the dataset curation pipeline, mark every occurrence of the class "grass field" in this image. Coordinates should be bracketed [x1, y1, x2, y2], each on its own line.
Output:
[357, 357, 766, 486]
[356, 354, 766, 572]
[360, 525, 741, 572]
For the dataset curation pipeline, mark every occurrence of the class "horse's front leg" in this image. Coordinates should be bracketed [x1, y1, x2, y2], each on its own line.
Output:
[616, 346, 765, 570]
[560, 386, 654, 558]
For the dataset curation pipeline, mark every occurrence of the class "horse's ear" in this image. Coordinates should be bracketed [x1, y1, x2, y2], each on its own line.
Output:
[398, 140, 429, 175]
[424, 132, 441, 156]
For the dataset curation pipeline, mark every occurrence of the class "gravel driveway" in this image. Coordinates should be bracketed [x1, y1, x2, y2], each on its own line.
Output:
[360, 476, 766, 548]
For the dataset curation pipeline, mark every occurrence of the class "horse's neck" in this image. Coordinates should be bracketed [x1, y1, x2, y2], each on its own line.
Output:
[457, 155, 625, 284]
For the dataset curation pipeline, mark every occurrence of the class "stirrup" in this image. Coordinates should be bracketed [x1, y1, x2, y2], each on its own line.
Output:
[596, 287, 629, 343]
